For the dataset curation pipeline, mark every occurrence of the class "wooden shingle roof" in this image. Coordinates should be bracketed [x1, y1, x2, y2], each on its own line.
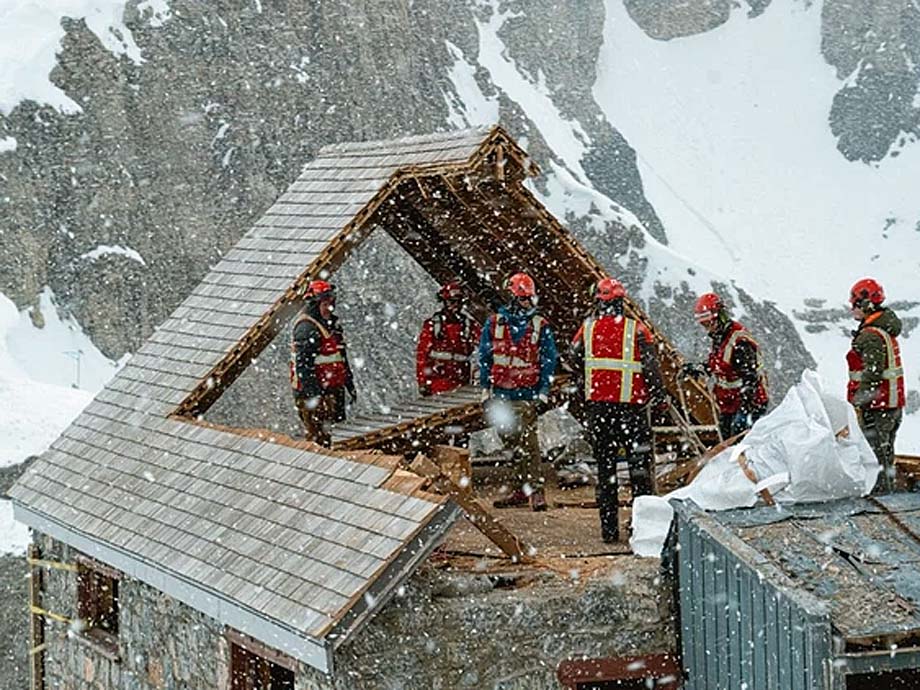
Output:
[9, 127, 491, 672]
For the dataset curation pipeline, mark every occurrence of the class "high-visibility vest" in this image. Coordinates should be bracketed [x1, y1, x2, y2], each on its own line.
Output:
[489, 314, 544, 389]
[581, 315, 650, 405]
[847, 326, 905, 409]
[290, 314, 347, 392]
[707, 321, 769, 415]
[418, 313, 479, 394]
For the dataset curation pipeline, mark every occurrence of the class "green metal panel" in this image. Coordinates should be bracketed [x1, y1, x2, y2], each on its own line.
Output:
[675, 500, 834, 690]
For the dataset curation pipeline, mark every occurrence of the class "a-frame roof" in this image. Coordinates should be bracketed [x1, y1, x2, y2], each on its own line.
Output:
[11, 125, 714, 673]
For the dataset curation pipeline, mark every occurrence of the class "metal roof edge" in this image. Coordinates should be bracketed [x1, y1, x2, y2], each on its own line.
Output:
[12, 502, 333, 675]
[672, 498, 831, 621]
[327, 500, 463, 650]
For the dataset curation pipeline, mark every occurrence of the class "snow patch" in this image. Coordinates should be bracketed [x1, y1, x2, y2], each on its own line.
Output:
[0, 0, 159, 114]
[0, 136, 16, 153]
[444, 40, 499, 128]
[0, 289, 121, 553]
[595, 0, 920, 452]
[474, 0, 591, 182]
[81, 243, 147, 266]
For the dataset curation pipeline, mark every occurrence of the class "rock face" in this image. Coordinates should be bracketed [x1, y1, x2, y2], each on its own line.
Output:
[0, 0, 831, 423]
[622, 0, 920, 163]
[0, 0, 657, 361]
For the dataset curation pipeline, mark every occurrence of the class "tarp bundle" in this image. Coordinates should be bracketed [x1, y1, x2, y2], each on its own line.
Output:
[631, 371, 880, 557]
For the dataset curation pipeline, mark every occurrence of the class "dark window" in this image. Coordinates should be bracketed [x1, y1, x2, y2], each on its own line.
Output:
[847, 668, 920, 689]
[231, 643, 294, 690]
[77, 564, 119, 639]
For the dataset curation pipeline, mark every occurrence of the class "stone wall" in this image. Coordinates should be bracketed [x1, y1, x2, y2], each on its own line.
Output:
[35, 534, 674, 690]
[36, 535, 228, 690]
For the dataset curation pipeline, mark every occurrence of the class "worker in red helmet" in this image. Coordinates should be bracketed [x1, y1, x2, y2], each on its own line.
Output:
[416, 281, 481, 396]
[846, 278, 905, 493]
[570, 277, 668, 543]
[480, 272, 558, 512]
[290, 279, 357, 446]
[684, 291, 769, 440]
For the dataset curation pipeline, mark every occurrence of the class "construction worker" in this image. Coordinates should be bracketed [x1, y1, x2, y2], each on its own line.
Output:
[480, 272, 558, 512]
[571, 278, 668, 543]
[290, 280, 357, 447]
[847, 278, 905, 493]
[684, 292, 769, 440]
[416, 281, 481, 396]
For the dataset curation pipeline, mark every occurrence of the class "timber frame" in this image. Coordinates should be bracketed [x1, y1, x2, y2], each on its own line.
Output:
[171, 125, 714, 452]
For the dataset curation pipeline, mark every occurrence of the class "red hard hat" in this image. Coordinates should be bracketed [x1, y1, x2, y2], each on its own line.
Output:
[438, 281, 463, 301]
[507, 273, 536, 298]
[694, 292, 723, 322]
[307, 280, 335, 299]
[849, 278, 885, 306]
[595, 277, 626, 302]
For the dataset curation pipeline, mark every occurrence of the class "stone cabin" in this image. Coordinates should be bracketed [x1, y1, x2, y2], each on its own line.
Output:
[11, 127, 706, 689]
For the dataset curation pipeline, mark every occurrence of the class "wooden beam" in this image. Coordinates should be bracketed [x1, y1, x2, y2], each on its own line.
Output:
[408, 454, 533, 563]
[28, 544, 44, 690]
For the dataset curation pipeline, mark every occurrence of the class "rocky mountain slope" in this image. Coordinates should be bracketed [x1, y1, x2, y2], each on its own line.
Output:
[1, 0, 917, 432]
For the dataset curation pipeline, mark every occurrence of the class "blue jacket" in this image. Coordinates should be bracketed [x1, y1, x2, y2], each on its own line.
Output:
[479, 305, 558, 400]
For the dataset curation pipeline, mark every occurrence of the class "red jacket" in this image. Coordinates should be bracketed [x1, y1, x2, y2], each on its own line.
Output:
[416, 311, 481, 395]
[708, 321, 769, 415]
[573, 315, 652, 405]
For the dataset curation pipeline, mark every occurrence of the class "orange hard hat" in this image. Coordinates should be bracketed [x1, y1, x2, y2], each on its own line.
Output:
[438, 281, 463, 301]
[694, 292, 723, 323]
[307, 280, 335, 299]
[595, 277, 626, 302]
[849, 278, 885, 307]
[506, 273, 536, 298]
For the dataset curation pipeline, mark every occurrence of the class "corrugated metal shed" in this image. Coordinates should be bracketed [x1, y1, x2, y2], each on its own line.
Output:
[675, 494, 920, 689]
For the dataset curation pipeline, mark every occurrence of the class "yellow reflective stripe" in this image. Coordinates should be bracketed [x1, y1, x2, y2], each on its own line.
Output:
[314, 353, 343, 365]
[849, 371, 862, 382]
[584, 318, 595, 399]
[621, 319, 636, 403]
[584, 359, 644, 371]
[530, 316, 544, 345]
[714, 377, 744, 389]
[429, 351, 469, 362]
[865, 327, 901, 406]
[494, 321, 505, 339]
[493, 354, 535, 368]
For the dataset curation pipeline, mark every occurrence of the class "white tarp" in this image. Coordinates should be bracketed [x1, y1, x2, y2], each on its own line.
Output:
[631, 370, 880, 557]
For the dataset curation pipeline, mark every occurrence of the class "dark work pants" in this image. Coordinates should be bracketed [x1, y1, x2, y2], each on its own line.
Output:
[861, 407, 903, 494]
[587, 401, 654, 541]
[718, 403, 768, 441]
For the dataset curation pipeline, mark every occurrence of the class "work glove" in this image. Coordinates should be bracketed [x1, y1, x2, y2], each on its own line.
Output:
[480, 388, 491, 403]
[537, 392, 550, 405]
[654, 395, 672, 415]
[680, 362, 707, 379]
[728, 410, 753, 436]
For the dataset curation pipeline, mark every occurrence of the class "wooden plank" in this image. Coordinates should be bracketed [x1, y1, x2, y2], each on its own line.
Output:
[429, 446, 473, 498]
[29, 544, 44, 690]
[408, 454, 532, 563]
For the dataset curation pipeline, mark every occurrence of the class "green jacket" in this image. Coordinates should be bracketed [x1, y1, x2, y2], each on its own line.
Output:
[851, 307, 902, 407]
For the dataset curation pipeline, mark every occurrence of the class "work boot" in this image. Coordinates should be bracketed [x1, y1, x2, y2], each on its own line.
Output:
[493, 489, 529, 509]
[530, 489, 548, 512]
